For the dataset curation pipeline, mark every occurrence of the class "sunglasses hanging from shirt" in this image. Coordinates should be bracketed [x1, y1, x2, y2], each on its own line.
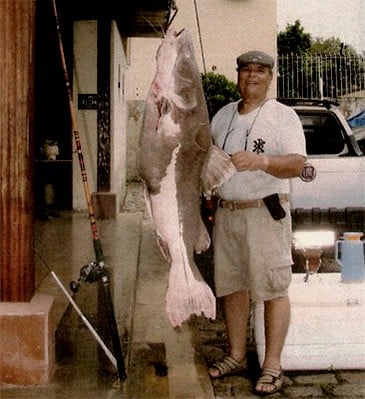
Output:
[221, 100, 268, 153]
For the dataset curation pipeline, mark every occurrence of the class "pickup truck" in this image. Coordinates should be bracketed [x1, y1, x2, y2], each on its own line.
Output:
[279, 99, 365, 266]
[199, 99, 364, 274]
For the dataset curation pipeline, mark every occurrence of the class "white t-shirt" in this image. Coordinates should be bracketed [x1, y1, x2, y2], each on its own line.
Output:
[211, 99, 306, 200]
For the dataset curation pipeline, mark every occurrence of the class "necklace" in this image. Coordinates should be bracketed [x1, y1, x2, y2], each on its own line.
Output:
[242, 102, 266, 150]
[222, 100, 268, 152]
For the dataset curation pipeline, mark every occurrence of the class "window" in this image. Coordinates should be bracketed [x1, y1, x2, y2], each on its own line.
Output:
[296, 110, 346, 155]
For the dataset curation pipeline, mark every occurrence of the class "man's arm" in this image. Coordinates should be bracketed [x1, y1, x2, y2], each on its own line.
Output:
[231, 151, 306, 178]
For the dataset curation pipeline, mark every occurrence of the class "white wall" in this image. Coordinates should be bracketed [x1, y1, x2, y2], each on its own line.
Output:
[71, 1, 278, 207]
[125, 0, 277, 180]
[126, 0, 277, 101]
[110, 21, 127, 207]
[73, 20, 98, 211]
[73, 20, 128, 211]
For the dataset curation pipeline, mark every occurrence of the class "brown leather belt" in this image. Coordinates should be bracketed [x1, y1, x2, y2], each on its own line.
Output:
[218, 194, 289, 210]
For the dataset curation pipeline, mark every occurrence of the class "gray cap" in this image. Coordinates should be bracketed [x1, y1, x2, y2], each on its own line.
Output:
[236, 51, 274, 69]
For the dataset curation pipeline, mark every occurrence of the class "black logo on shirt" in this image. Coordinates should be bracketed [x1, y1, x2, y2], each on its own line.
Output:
[252, 138, 266, 154]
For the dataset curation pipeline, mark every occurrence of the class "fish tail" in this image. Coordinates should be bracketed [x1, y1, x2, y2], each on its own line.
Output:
[165, 278, 216, 327]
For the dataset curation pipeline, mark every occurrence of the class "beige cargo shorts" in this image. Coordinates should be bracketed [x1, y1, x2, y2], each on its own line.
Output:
[213, 202, 293, 302]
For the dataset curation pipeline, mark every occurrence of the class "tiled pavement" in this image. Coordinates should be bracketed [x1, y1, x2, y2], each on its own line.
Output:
[1, 182, 364, 398]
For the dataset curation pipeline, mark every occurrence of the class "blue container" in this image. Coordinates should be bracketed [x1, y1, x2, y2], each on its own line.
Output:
[335, 235, 365, 282]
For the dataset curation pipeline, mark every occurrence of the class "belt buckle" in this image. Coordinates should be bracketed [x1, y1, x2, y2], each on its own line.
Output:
[229, 201, 236, 211]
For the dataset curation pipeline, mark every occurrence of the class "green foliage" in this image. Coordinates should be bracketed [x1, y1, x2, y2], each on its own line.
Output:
[201, 72, 240, 119]
[277, 20, 365, 98]
[277, 20, 312, 55]
[308, 37, 359, 56]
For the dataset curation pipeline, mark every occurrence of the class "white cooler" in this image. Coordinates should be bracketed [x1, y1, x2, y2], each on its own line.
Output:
[254, 273, 365, 370]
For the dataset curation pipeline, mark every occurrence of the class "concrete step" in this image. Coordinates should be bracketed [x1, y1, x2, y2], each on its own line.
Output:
[125, 220, 215, 399]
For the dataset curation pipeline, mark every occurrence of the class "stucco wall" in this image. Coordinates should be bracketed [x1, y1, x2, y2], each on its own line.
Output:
[339, 97, 365, 119]
[110, 21, 128, 207]
[71, 1, 278, 207]
[125, 0, 277, 181]
[126, 101, 145, 181]
[73, 20, 128, 211]
[73, 20, 98, 210]
[126, 0, 277, 99]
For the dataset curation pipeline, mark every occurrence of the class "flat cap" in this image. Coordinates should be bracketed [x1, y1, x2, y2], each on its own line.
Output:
[236, 50, 274, 69]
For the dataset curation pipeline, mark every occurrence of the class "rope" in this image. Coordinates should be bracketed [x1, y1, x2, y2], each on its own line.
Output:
[193, 0, 207, 74]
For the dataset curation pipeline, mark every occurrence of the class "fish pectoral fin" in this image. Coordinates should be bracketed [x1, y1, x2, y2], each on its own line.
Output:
[201, 145, 237, 194]
[138, 137, 180, 194]
[142, 186, 172, 264]
[156, 234, 172, 263]
[142, 182, 153, 220]
[170, 90, 197, 111]
[194, 219, 211, 254]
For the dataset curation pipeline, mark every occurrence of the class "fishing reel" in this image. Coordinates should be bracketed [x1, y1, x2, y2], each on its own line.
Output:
[70, 261, 106, 293]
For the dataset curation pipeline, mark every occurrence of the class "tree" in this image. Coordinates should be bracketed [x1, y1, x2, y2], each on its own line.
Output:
[277, 21, 365, 98]
[277, 20, 312, 55]
[309, 37, 358, 56]
[201, 72, 239, 120]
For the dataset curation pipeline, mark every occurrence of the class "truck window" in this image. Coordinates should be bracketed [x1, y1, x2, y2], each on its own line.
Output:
[296, 111, 346, 155]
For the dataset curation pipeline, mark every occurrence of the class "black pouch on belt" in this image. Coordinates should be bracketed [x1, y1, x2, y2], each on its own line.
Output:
[263, 193, 286, 220]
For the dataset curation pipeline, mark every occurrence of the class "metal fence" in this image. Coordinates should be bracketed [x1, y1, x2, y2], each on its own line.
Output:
[277, 54, 365, 99]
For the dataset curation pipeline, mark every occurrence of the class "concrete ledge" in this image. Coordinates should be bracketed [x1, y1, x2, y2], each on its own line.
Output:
[0, 294, 55, 385]
[91, 192, 117, 219]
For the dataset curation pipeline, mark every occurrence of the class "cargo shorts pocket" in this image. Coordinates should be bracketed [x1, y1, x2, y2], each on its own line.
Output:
[269, 266, 292, 292]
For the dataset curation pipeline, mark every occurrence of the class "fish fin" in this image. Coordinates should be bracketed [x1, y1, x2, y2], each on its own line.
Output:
[142, 182, 154, 220]
[170, 89, 197, 111]
[156, 235, 172, 263]
[142, 182, 172, 262]
[165, 264, 216, 327]
[201, 145, 236, 195]
[194, 218, 211, 254]
[138, 137, 180, 194]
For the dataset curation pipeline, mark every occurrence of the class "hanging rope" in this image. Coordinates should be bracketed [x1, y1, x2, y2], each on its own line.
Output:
[167, 0, 178, 29]
[193, 0, 207, 75]
[192, 0, 215, 119]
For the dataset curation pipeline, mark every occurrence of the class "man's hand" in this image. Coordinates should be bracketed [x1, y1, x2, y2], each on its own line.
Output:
[231, 151, 266, 172]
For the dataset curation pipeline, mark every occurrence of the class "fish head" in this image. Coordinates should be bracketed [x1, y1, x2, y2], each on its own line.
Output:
[154, 29, 199, 111]
[155, 28, 192, 74]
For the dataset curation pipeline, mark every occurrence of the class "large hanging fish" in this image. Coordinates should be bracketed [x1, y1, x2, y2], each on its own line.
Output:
[138, 28, 236, 327]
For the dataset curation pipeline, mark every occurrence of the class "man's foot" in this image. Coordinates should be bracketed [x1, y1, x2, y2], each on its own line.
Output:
[208, 355, 247, 378]
[254, 367, 284, 396]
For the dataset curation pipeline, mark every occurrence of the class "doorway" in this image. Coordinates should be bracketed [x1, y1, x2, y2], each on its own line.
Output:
[34, 0, 73, 217]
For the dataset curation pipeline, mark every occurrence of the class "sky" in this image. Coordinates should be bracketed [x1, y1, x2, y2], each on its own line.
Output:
[277, 0, 365, 53]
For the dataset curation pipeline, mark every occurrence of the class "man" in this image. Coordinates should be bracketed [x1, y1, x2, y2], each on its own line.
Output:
[208, 51, 306, 396]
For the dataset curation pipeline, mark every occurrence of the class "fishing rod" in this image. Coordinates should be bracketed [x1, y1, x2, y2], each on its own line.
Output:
[35, 249, 118, 369]
[50, 0, 126, 381]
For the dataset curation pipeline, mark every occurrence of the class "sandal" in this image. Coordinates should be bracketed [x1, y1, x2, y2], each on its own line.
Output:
[208, 355, 247, 378]
[254, 367, 284, 396]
